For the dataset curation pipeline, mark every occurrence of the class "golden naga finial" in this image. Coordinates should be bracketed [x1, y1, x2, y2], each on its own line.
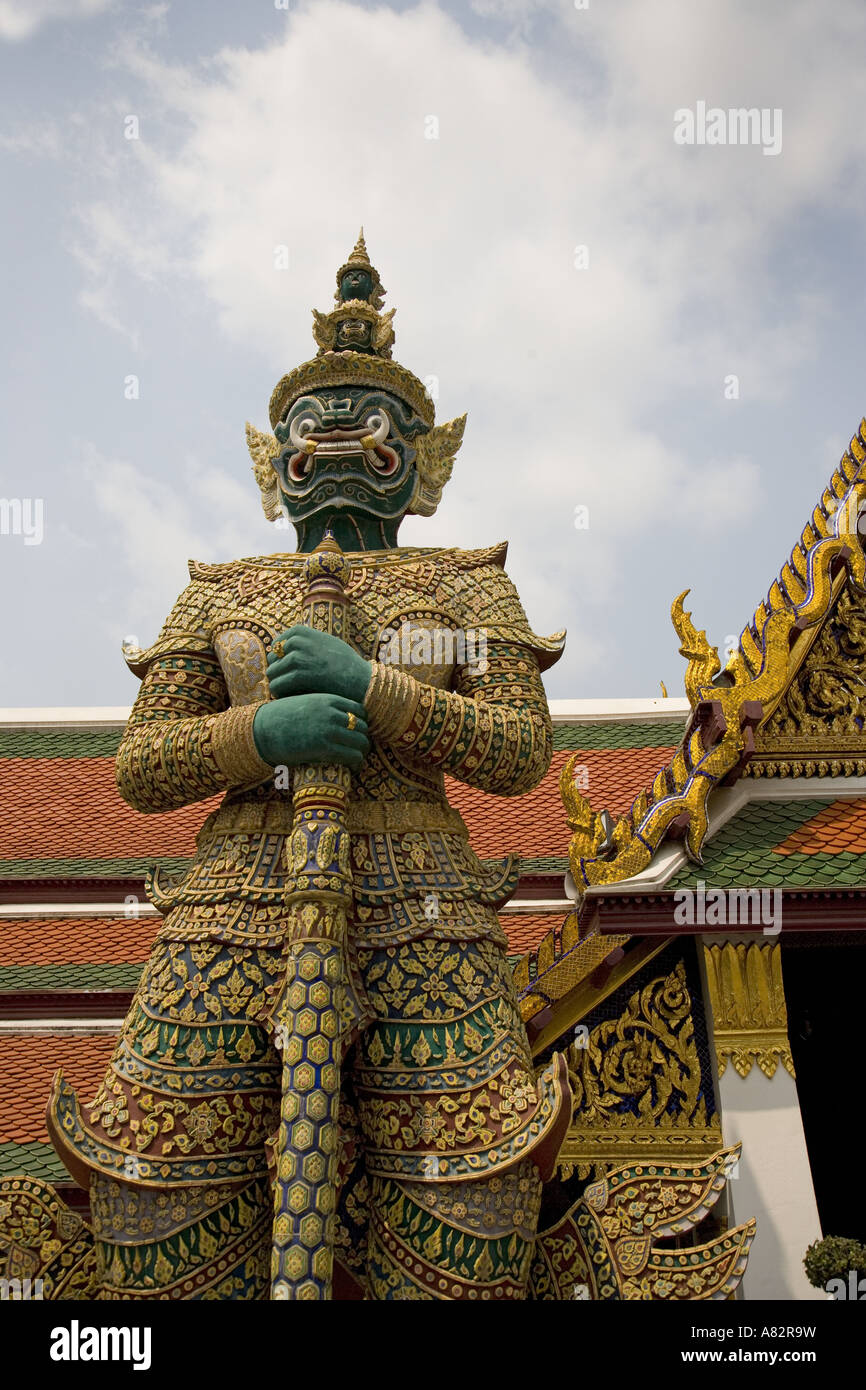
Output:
[671, 589, 721, 706]
[559, 757, 608, 860]
[559, 420, 866, 903]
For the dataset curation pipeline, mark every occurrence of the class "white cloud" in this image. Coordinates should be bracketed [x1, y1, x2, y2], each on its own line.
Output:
[0, 122, 61, 156]
[81, 445, 276, 643]
[66, 0, 866, 692]
[79, 1, 864, 397]
[0, 0, 111, 42]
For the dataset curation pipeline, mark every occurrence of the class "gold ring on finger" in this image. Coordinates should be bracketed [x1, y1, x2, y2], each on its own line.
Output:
[346, 711, 357, 731]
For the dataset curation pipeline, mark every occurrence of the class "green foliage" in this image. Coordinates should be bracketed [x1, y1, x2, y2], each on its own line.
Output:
[803, 1235, 866, 1289]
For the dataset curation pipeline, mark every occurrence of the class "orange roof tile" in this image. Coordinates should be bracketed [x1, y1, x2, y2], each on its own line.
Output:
[445, 748, 674, 858]
[0, 1033, 116, 1143]
[0, 912, 560, 970]
[0, 918, 159, 966]
[0, 748, 670, 869]
[0, 758, 218, 860]
[499, 912, 568, 953]
[774, 799, 866, 855]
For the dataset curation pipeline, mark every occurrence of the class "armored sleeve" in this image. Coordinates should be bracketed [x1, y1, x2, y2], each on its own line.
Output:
[364, 561, 564, 796]
[115, 579, 273, 814]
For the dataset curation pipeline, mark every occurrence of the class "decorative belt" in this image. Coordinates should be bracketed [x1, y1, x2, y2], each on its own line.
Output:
[204, 798, 468, 837]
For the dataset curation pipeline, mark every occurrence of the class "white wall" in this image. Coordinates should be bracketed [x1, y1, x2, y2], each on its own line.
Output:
[718, 1064, 823, 1300]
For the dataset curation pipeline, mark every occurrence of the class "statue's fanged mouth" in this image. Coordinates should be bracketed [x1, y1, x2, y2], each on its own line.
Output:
[286, 410, 399, 481]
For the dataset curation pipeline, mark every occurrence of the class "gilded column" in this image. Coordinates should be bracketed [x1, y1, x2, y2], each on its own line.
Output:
[702, 941, 794, 1079]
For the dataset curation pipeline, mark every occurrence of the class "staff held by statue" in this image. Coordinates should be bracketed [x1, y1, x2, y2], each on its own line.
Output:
[269, 532, 354, 1300]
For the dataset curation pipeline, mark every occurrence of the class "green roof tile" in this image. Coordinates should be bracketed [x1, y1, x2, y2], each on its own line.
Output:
[552, 721, 685, 751]
[0, 723, 683, 758]
[0, 856, 190, 878]
[667, 799, 866, 889]
[513, 856, 568, 874]
[0, 964, 142, 991]
[0, 729, 123, 759]
[0, 1141, 69, 1183]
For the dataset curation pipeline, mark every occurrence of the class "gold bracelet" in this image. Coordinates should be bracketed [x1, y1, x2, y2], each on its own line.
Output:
[211, 702, 275, 786]
[364, 661, 420, 742]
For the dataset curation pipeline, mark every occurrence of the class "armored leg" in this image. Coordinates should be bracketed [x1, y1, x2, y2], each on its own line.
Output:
[352, 934, 570, 1301]
[48, 935, 283, 1299]
[89, 1173, 271, 1300]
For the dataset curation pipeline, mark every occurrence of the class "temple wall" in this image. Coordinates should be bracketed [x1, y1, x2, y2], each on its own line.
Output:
[717, 1065, 823, 1300]
[699, 938, 823, 1301]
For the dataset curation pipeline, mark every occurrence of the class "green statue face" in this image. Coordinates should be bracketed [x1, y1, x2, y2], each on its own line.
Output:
[273, 387, 427, 551]
[340, 267, 373, 301]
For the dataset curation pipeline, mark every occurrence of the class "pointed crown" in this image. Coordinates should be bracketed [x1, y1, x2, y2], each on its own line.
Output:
[268, 229, 434, 429]
[335, 228, 386, 310]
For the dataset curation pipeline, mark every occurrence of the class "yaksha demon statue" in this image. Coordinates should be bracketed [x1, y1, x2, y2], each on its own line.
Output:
[42, 232, 572, 1299]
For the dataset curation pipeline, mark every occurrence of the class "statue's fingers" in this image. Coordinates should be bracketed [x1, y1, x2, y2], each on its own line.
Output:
[264, 660, 289, 688]
[267, 669, 305, 698]
[329, 696, 367, 716]
[332, 727, 370, 754]
[330, 707, 369, 737]
[266, 628, 301, 661]
[334, 746, 365, 770]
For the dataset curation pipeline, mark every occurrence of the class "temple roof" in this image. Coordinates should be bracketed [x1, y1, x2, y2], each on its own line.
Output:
[666, 796, 866, 890]
[0, 699, 687, 1182]
[0, 705, 686, 886]
[0, 1033, 117, 1187]
[563, 420, 866, 900]
[512, 423, 866, 1041]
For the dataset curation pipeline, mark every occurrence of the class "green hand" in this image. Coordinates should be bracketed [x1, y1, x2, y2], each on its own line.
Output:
[253, 693, 370, 771]
[266, 626, 372, 704]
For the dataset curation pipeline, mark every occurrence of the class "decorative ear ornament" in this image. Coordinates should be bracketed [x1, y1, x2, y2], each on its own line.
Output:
[245, 421, 283, 522]
[409, 413, 467, 516]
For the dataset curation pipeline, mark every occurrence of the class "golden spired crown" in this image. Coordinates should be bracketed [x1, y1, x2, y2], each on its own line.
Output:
[268, 228, 434, 429]
[247, 231, 467, 522]
[335, 228, 386, 308]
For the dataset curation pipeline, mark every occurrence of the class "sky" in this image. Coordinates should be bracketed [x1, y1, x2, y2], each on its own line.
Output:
[2, 0, 866, 706]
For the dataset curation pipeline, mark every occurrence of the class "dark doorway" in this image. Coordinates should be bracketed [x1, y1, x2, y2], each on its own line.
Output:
[781, 934, 866, 1243]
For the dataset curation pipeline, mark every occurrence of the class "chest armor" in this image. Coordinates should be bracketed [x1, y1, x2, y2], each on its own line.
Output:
[210, 553, 467, 801]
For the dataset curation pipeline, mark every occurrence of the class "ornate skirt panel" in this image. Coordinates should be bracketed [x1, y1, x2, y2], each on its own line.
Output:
[47, 918, 570, 1299]
[352, 936, 568, 1182]
[147, 823, 519, 946]
[89, 1174, 271, 1300]
[47, 936, 288, 1191]
[364, 1162, 542, 1300]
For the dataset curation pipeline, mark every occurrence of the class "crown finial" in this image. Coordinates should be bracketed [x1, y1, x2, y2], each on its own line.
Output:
[268, 229, 436, 431]
[313, 230, 394, 359]
[303, 528, 351, 591]
[349, 227, 369, 268]
[335, 230, 385, 310]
